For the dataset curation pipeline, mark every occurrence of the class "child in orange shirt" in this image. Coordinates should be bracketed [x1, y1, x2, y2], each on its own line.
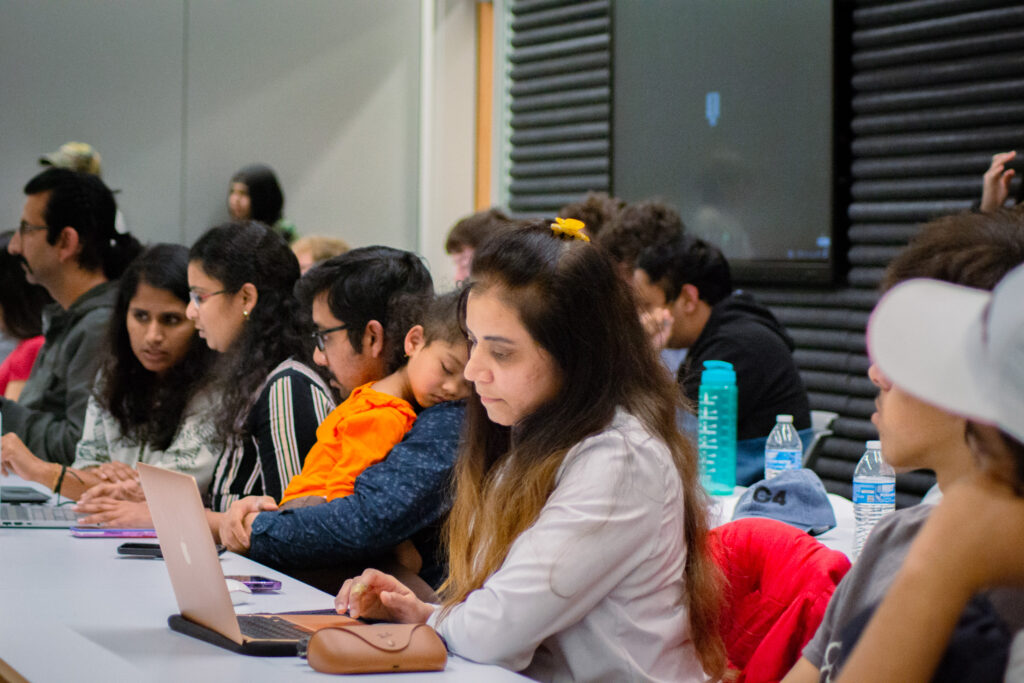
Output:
[279, 291, 470, 507]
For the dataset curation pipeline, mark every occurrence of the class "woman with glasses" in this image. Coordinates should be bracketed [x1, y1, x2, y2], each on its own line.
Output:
[76, 222, 332, 529]
[1, 244, 218, 500]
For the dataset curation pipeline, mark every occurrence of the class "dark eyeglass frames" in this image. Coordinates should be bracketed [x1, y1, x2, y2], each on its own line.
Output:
[17, 220, 48, 238]
[312, 324, 349, 352]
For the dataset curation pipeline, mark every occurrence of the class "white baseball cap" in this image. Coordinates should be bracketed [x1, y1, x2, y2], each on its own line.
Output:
[866, 262, 1024, 445]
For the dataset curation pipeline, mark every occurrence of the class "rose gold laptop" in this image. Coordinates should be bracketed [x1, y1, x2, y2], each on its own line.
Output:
[137, 463, 356, 655]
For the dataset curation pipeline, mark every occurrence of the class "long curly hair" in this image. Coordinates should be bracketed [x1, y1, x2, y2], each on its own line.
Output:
[97, 244, 216, 451]
[441, 221, 725, 678]
[189, 221, 310, 440]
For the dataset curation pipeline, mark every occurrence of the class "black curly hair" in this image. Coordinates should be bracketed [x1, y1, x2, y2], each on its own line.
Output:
[189, 221, 311, 440]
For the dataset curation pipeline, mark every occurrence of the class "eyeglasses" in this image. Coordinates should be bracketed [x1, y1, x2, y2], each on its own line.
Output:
[188, 289, 230, 306]
[18, 220, 48, 238]
[311, 324, 349, 352]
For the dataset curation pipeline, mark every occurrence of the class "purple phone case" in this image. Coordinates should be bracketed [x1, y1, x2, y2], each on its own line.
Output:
[226, 575, 282, 592]
[70, 527, 157, 538]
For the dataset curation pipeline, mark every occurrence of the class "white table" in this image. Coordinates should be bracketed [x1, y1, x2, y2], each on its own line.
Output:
[0, 476, 526, 683]
[709, 487, 856, 559]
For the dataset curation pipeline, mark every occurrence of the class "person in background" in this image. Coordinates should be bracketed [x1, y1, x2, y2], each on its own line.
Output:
[73, 222, 331, 530]
[594, 199, 688, 372]
[39, 141, 103, 176]
[829, 263, 1024, 682]
[38, 141, 128, 233]
[559, 190, 624, 240]
[227, 163, 297, 243]
[0, 244, 219, 500]
[1, 168, 141, 465]
[444, 207, 515, 283]
[218, 247, 464, 595]
[596, 198, 684, 282]
[336, 221, 726, 682]
[980, 150, 1022, 212]
[292, 234, 350, 274]
[0, 232, 52, 399]
[783, 208, 1024, 683]
[634, 233, 810, 441]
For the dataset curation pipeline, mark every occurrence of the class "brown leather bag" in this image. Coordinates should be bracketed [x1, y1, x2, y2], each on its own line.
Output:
[305, 623, 448, 674]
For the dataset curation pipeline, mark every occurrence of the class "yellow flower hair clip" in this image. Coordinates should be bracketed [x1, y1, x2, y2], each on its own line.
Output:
[550, 217, 590, 242]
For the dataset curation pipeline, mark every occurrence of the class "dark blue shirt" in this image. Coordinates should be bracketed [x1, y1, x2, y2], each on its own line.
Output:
[248, 400, 465, 581]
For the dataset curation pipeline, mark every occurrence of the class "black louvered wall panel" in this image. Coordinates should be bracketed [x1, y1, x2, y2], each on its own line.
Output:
[499, 1, 1024, 505]
[506, 0, 611, 215]
[757, 0, 1024, 506]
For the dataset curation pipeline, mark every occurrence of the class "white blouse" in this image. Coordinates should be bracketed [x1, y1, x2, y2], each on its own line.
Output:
[72, 390, 219, 493]
[430, 410, 705, 682]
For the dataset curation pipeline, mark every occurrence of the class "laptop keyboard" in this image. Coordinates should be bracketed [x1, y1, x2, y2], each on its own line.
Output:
[1, 504, 78, 522]
[237, 615, 309, 640]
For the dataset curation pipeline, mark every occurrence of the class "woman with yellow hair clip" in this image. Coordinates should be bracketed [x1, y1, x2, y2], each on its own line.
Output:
[335, 220, 725, 681]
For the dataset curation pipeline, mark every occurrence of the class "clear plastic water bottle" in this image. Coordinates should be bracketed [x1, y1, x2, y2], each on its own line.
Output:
[764, 414, 803, 480]
[853, 440, 895, 560]
[697, 360, 737, 495]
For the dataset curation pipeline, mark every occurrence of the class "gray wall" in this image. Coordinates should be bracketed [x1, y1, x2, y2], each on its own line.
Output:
[0, 0, 422, 250]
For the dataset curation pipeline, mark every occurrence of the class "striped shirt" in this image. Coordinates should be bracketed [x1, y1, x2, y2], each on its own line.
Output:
[208, 358, 334, 511]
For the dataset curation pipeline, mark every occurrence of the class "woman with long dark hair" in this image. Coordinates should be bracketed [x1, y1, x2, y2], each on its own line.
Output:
[75, 222, 332, 530]
[0, 244, 218, 499]
[335, 221, 725, 681]
[0, 231, 52, 400]
[187, 221, 331, 511]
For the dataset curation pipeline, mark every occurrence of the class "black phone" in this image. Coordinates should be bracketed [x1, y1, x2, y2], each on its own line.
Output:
[117, 542, 227, 558]
[0, 486, 51, 504]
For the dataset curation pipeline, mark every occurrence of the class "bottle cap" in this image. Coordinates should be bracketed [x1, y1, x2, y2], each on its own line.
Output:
[865, 440, 881, 450]
[776, 414, 794, 423]
[701, 360, 735, 385]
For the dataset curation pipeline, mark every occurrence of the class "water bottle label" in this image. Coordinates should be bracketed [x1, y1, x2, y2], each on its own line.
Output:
[765, 448, 801, 472]
[852, 481, 895, 505]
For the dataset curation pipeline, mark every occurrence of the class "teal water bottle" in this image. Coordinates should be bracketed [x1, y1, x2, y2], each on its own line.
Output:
[697, 360, 737, 495]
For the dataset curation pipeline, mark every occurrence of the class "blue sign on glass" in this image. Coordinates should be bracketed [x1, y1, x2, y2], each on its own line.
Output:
[705, 91, 721, 127]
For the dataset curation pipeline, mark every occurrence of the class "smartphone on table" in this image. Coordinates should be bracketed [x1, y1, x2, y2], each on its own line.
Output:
[0, 486, 51, 503]
[225, 575, 282, 592]
[117, 542, 227, 559]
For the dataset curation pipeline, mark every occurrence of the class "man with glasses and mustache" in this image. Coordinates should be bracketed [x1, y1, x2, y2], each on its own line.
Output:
[1, 168, 140, 468]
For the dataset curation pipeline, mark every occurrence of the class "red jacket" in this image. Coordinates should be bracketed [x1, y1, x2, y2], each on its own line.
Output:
[709, 517, 851, 683]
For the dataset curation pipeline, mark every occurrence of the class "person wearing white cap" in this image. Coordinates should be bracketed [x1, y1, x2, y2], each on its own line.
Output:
[784, 209, 1024, 683]
[39, 141, 102, 176]
[828, 262, 1024, 681]
[39, 141, 128, 234]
